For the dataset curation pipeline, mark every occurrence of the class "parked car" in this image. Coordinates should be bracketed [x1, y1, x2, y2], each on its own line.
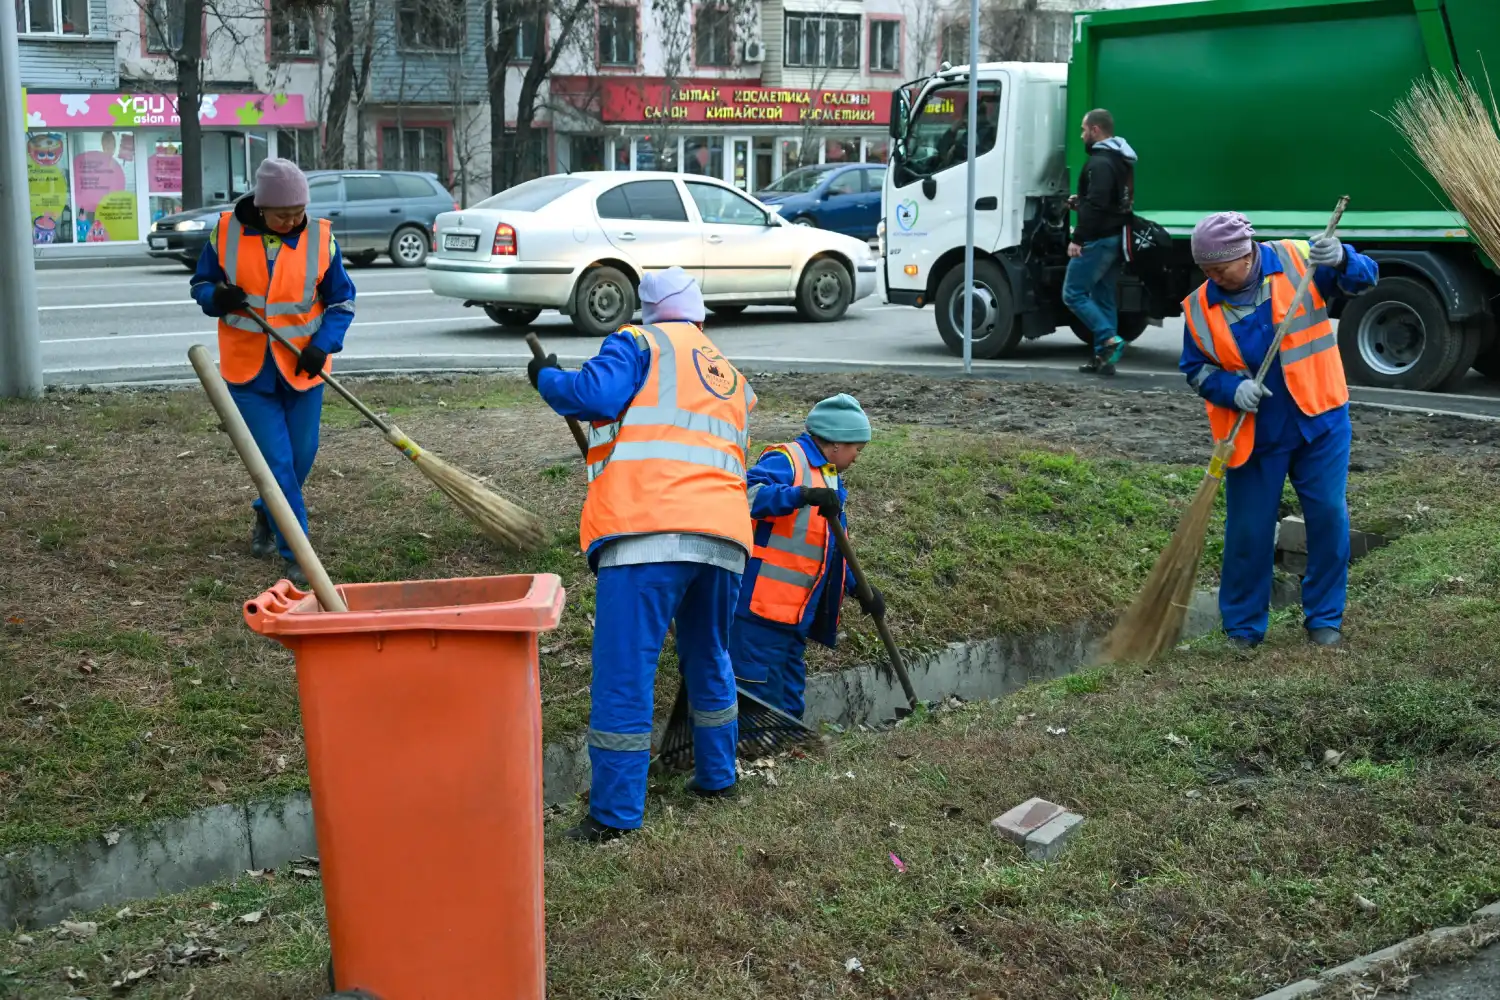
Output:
[425, 172, 879, 336]
[754, 163, 886, 240]
[146, 170, 457, 270]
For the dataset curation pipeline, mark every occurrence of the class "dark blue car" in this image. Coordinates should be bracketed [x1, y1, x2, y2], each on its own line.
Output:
[755, 163, 886, 240]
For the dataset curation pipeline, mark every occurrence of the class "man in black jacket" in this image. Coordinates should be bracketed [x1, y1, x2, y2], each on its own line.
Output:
[1064, 108, 1138, 376]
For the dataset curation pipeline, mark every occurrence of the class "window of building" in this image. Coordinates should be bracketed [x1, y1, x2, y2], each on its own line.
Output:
[270, 2, 316, 57]
[596, 180, 688, 222]
[683, 136, 723, 178]
[685, 182, 766, 226]
[276, 128, 320, 169]
[380, 126, 450, 185]
[784, 12, 859, 70]
[145, 0, 186, 53]
[633, 134, 677, 172]
[694, 7, 733, 67]
[18, 0, 88, 34]
[501, 128, 549, 182]
[869, 19, 899, 73]
[568, 135, 606, 172]
[598, 6, 637, 67]
[939, 19, 968, 64]
[397, 0, 463, 51]
[513, 17, 540, 60]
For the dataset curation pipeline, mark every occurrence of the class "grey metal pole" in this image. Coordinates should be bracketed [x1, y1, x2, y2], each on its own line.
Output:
[0, 1, 43, 399]
[961, 0, 980, 376]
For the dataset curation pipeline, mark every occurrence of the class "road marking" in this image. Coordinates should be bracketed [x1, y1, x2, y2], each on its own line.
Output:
[38, 276, 434, 293]
[39, 289, 438, 311]
[41, 314, 487, 344]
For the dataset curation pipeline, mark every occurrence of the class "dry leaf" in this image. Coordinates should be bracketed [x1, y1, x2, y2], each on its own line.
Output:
[103, 830, 121, 846]
[845, 957, 864, 974]
[1165, 733, 1190, 748]
[275, 755, 288, 773]
[176, 450, 194, 459]
[236, 911, 264, 925]
[64, 966, 88, 982]
[1045, 726, 1068, 736]
[1355, 894, 1379, 914]
[207, 779, 228, 795]
[245, 868, 273, 879]
[59, 920, 97, 939]
[292, 867, 318, 879]
[115, 907, 133, 920]
[78, 658, 96, 675]
[129, 600, 143, 607]
[110, 965, 156, 990]
[1323, 749, 1344, 768]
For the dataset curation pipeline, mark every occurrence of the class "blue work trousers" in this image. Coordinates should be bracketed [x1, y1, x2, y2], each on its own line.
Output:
[228, 380, 324, 561]
[729, 615, 809, 720]
[1221, 421, 1352, 643]
[1063, 234, 1122, 353]
[588, 561, 741, 830]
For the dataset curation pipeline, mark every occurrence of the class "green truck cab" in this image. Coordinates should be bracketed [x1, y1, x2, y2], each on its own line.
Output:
[882, 0, 1500, 392]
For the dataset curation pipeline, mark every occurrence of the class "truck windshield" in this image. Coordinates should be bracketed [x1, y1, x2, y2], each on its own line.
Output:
[897, 80, 1002, 178]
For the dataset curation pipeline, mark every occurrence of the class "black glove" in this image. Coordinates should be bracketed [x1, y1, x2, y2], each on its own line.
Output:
[527, 352, 559, 390]
[801, 486, 842, 518]
[857, 585, 885, 619]
[295, 345, 328, 378]
[212, 282, 248, 314]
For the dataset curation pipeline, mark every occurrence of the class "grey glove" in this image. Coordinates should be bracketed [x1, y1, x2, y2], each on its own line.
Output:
[1308, 236, 1345, 269]
[1233, 379, 1271, 413]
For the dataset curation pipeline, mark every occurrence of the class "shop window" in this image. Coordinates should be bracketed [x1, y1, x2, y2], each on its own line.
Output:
[19, 0, 88, 34]
[863, 138, 890, 164]
[145, 0, 186, 53]
[381, 126, 450, 185]
[26, 132, 73, 245]
[779, 138, 815, 176]
[71, 131, 139, 243]
[569, 135, 606, 172]
[685, 182, 766, 226]
[784, 12, 859, 70]
[869, 19, 900, 73]
[271, 2, 317, 58]
[824, 138, 858, 164]
[633, 135, 677, 172]
[397, 0, 463, 51]
[694, 7, 733, 67]
[683, 136, 723, 179]
[598, 5, 637, 67]
[939, 19, 968, 64]
[596, 180, 689, 223]
[276, 128, 321, 170]
[145, 136, 183, 226]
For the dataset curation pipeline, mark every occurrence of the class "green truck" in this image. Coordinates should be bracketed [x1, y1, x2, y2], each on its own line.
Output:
[881, 0, 1500, 392]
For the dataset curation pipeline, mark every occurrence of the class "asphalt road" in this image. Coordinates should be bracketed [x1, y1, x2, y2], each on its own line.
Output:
[35, 262, 1500, 416]
[1400, 945, 1500, 999]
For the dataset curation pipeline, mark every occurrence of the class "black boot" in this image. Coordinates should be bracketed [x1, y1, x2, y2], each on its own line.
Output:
[686, 777, 737, 800]
[563, 815, 629, 844]
[283, 558, 309, 590]
[1307, 627, 1343, 647]
[250, 509, 275, 558]
[1078, 354, 1105, 375]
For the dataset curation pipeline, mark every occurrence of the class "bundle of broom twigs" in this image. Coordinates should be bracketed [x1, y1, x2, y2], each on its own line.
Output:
[1390, 69, 1500, 263]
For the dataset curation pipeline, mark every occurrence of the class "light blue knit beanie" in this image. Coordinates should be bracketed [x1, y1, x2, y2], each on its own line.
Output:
[805, 393, 870, 443]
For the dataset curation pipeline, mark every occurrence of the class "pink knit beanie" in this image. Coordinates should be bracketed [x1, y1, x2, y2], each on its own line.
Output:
[253, 158, 310, 208]
[1191, 211, 1256, 264]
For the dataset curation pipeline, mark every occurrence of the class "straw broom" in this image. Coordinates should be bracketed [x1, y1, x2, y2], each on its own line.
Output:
[1099, 195, 1349, 664]
[1390, 71, 1500, 265]
[226, 307, 546, 551]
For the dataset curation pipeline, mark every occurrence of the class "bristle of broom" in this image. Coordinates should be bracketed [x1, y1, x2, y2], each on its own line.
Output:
[1391, 71, 1500, 265]
[1100, 467, 1223, 664]
[382, 425, 547, 551]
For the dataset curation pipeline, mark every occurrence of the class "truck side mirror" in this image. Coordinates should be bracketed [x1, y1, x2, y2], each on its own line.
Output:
[922, 176, 937, 200]
[889, 90, 908, 139]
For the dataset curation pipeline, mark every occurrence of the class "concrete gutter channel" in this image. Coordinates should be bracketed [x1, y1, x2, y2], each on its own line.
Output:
[11, 519, 1461, 1000]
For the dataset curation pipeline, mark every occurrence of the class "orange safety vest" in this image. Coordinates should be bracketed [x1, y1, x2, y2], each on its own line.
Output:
[578, 321, 755, 554]
[747, 442, 834, 625]
[1183, 239, 1348, 469]
[216, 213, 334, 390]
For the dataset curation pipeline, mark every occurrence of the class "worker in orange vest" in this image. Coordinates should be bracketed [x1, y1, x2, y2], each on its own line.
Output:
[528, 267, 754, 843]
[1179, 211, 1377, 649]
[728, 395, 883, 720]
[190, 159, 356, 588]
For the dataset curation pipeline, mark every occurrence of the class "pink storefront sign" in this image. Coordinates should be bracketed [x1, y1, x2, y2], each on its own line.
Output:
[24, 93, 308, 130]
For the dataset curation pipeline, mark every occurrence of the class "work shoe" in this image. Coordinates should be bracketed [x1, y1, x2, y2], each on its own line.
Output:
[250, 509, 275, 558]
[1227, 635, 1262, 651]
[282, 559, 309, 590]
[1098, 361, 1117, 377]
[1078, 355, 1106, 375]
[1307, 627, 1343, 647]
[1103, 335, 1127, 365]
[563, 815, 629, 844]
[686, 777, 737, 800]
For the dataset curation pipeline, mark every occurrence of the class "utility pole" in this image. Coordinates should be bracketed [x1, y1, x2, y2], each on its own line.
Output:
[1, 0, 43, 398]
[960, 0, 979, 375]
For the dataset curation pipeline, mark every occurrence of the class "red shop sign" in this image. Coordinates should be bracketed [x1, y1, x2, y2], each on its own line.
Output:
[557, 78, 891, 126]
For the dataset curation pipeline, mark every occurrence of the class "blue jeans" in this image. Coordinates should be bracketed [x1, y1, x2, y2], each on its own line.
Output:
[588, 561, 741, 830]
[1062, 235, 1123, 354]
[228, 380, 324, 561]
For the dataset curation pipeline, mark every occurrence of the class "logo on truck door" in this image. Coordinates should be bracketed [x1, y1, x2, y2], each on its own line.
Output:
[895, 200, 919, 231]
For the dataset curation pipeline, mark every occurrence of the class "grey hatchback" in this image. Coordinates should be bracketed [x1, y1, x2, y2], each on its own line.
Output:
[147, 170, 457, 269]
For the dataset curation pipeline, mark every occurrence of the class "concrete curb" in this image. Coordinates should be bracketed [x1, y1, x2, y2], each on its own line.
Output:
[0, 585, 1270, 930]
[1252, 903, 1500, 999]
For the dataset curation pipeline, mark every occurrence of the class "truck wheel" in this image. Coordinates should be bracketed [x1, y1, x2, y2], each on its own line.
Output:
[1436, 318, 1484, 392]
[572, 265, 636, 337]
[483, 305, 542, 329]
[795, 257, 853, 322]
[1337, 276, 1467, 392]
[935, 260, 1020, 359]
[1476, 343, 1500, 380]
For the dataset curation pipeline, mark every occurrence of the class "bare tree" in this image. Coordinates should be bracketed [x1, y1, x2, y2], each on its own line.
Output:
[325, 0, 376, 168]
[902, 0, 944, 77]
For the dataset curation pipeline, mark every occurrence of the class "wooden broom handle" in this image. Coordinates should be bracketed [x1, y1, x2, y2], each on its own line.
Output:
[828, 518, 918, 710]
[188, 345, 348, 613]
[525, 333, 591, 458]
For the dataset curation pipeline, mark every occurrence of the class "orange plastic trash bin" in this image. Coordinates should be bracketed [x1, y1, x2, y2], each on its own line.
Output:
[244, 574, 566, 1000]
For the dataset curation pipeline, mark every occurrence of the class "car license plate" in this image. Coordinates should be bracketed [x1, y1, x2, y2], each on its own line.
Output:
[149, 237, 168, 249]
[444, 234, 478, 251]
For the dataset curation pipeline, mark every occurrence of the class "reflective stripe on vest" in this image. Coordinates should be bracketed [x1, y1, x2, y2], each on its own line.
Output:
[216, 214, 333, 390]
[577, 321, 755, 554]
[1181, 239, 1348, 469]
[748, 443, 832, 626]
